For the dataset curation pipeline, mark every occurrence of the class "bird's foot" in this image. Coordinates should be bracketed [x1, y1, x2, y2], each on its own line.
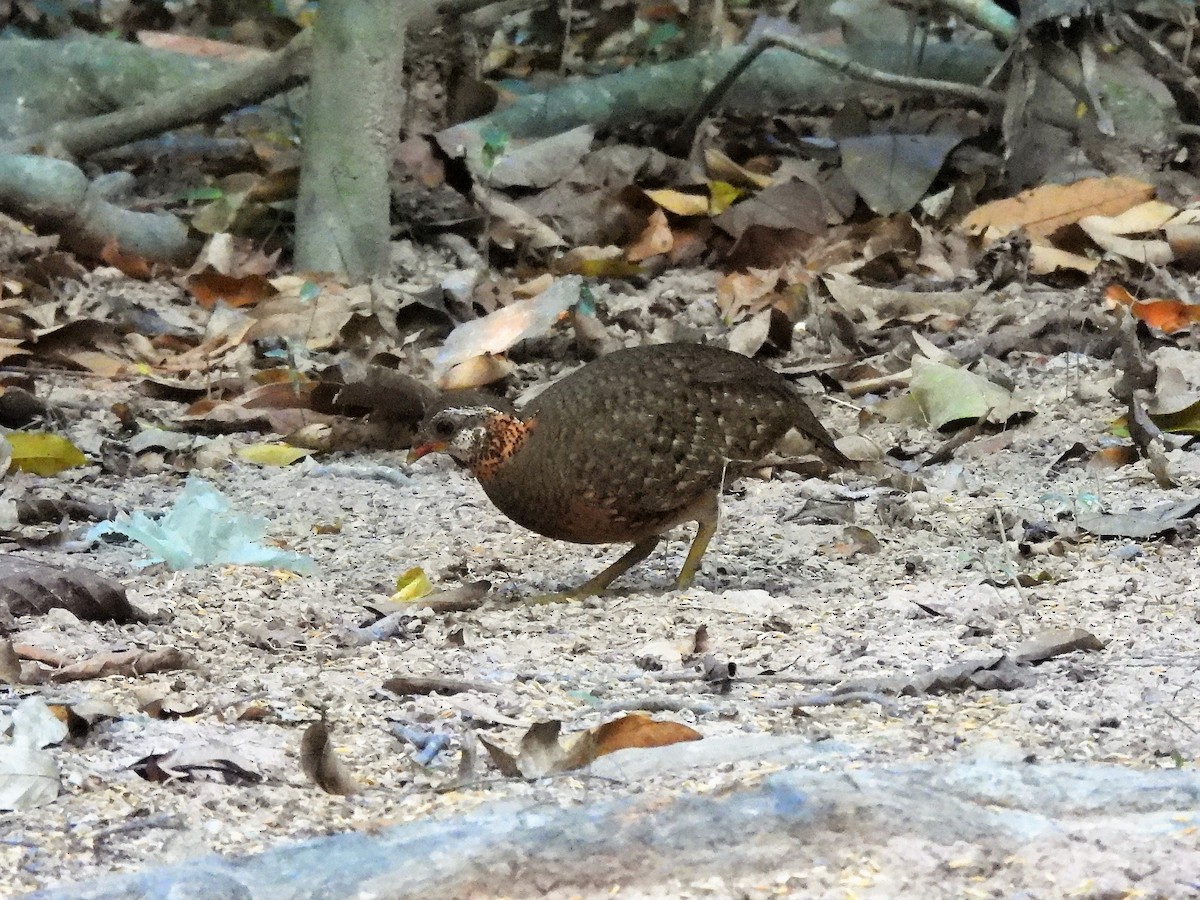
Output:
[523, 584, 603, 605]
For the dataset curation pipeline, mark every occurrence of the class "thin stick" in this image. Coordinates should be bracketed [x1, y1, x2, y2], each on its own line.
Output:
[673, 33, 1005, 154]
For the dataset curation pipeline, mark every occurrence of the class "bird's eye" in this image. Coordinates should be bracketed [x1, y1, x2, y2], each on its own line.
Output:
[433, 418, 456, 438]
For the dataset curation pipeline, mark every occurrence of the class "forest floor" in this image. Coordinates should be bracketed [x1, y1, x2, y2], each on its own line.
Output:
[5, 267, 1200, 899]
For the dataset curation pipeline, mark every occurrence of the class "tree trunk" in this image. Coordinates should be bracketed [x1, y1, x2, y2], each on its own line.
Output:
[294, 0, 409, 281]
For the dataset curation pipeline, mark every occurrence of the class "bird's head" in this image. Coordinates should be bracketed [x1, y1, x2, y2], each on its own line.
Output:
[407, 406, 530, 476]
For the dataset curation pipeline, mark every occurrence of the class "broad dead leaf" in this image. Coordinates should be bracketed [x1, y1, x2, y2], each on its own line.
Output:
[592, 714, 702, 757]
[479, 720, 596, 779]
[1105, 285, 1200, 333]
[0, 555, 135, 622]
[961, 176, 1155, 242]
[187, 270, 278, 309]
[6, 433, 86, 476]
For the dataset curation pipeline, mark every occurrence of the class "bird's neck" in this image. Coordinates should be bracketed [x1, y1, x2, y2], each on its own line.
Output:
[472, 412, 534, 479]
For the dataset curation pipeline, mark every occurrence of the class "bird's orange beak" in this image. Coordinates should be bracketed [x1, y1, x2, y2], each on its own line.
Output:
[406, 440, 446, 464]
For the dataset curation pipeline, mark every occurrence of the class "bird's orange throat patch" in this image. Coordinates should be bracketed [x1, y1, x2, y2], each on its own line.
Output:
[473, 414, 536, 479]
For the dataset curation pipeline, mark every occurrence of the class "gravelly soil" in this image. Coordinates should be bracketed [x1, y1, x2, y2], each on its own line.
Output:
[4, 273, 1200, 899]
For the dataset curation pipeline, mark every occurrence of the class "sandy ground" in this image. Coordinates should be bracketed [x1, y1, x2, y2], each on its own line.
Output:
[3, 272, 1200, 898]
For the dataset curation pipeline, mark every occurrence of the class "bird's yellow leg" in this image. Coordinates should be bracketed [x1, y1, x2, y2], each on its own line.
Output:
[526, 537, 661, 604]
[675, 492, 720, 589]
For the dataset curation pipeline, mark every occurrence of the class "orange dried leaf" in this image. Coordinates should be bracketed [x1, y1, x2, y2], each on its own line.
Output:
[1090, 446, 1139, 470]
[592, 714, 702, 758]
[187, 271, 278, 309]
[1104, 285, 1200, 333]
[1103, 284, 1137, 308]
[1131, 299, 1200, 333]
[99, 240, 152, 280]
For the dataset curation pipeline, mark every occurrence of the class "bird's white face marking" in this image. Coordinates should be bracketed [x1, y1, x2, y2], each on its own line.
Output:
[447, 424, 489, 462]
[425, 406, 501, 464]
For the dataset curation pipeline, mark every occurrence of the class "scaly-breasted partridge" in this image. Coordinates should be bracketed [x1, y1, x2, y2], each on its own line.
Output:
[408, 342, 847, 598]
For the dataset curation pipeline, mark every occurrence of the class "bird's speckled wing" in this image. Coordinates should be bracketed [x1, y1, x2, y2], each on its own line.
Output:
[479, 344, 839, 543]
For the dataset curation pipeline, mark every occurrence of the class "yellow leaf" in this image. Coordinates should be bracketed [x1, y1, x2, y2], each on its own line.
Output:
[708, 180, 742, 215]
[703, 149, 773, 189]
[391, 567, 433, 602]
[7, 433, 87, 476]
[236, 442, 311, 467]
[644, 188, 709, 217]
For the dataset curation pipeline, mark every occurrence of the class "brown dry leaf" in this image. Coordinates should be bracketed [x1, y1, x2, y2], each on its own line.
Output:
[1011, 628, 1105, 664]
[300, 719, 358, 795]
[627, 208, 674, 261]
[592, 714, 702, 758]
[961, 176, 1155, 242]
[156, 313, 255, 374]
[435, 277, 580, 374]
[716, 268, 780, 321]
[313, 365, 433, 422]
[64, 350, 135, 377]
[47, 648, 190, 683]
[479, 720, 598, 779]
[714, 179, 825, 240]
[473, 185, 564, 250]
[179, 377, 327, 434]
[133, 745, 263, 785]
[134, 686, 204, 719]
[1167, 223, 1200, 268]
[187, 271, 279, 309]
[0, 339, 30, 366]
[248, 279, 369, 351]
[821, 273, 980, 329]
[99, 240, 153, 280]
[0, 555, 135, 622]
[381, 675, 503, 696]
[1084, 200, 1178, 233]
[0, 639, 20, 685]
[191, 233, 281, 278]
[1078, 201, 1176, 265]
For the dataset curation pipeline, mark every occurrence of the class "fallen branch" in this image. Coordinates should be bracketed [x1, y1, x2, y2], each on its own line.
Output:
[4, 29, 313, 159]
[0, 155, 192, 262]
[440, 38, 1001, 166]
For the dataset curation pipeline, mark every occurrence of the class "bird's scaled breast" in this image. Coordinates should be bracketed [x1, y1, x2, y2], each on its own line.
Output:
[477, 425, 702, 545]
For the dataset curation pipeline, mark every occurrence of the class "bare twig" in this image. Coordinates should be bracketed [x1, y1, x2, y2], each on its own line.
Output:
[674, 32, 1005, 154]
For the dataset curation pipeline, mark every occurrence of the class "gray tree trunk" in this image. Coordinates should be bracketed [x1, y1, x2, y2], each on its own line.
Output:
[294, 0, 410, 281]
